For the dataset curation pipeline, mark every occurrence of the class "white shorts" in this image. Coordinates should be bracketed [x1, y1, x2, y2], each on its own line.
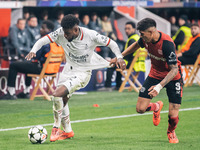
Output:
[57, 65, 91, 97]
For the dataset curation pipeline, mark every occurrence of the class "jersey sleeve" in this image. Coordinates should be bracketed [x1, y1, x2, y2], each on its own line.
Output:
[137, 38, 145, 48]
[48, 27, 63, 43]
[162, 40, 177, 65]
[90, 30, 111, 46]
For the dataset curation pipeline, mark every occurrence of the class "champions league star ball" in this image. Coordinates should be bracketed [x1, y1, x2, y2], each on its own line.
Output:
[28, 125, 47, 144]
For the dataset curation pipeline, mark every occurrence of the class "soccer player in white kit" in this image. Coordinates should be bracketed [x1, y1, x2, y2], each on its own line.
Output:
[26, 14, 126, 142]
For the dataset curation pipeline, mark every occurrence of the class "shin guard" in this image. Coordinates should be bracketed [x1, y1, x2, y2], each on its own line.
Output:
[52, 97, 63, 128]
[61, 103, 72, 133]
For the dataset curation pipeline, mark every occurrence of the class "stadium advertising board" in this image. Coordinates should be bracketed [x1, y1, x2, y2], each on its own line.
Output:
[37, 0, 153, 7]
[0, 67, 145, 97]
[0, 68, 122, 96]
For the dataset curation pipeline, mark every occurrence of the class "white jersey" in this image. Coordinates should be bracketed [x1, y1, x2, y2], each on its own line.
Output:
[47, 27, 117, 71]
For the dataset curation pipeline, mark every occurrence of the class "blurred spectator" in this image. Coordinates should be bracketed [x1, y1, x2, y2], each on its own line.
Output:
[80, 14, 90, 28]
[0, 20, 64, 100]
[23, 10, 30, 23]
[89, 12, 102, 33]
[172, 15, 192, 51]
[169, 16, 178, 37]
[177, 23, 200, 65]
[39, 10, 49, 27]
[72, 10, 80, 19]
[98, 14, 118, 59]
[7, 18, 30, 59]
[26, 15, 41, 48]
[54, 10, 64, 30]
[101, 14, 117, 41]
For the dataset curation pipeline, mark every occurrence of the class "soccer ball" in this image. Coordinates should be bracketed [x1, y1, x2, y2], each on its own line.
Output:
[28, 125, 48, 144]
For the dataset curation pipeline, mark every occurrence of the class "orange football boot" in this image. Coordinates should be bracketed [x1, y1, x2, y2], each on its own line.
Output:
[153, 101, 163, 126]
[50, 128, 61, 142]
[167, 130, 179, 143]
[58, 130, 74, 140]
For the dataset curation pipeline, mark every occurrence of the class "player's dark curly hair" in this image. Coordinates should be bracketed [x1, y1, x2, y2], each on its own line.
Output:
[137, 18, 156, 31]
[42, 20, 55, 32]
[61, 14, 80, 29]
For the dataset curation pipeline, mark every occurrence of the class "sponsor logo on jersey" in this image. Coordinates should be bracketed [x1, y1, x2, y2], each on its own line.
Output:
[51, 30, 58, 38]
[101, 35, 108, 44]
[158, 49, 163, 55]
[69, 52, 89, 63]
[148, 53, 166, 61]
[169, 52, 177, 62]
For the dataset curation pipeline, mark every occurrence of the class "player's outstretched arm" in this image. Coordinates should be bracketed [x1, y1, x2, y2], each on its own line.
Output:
[148, 63, 178, 98]
[122, 42, 141, 57]
[107, 39, 126, 70]
[160, 63, 178, 86]
[25, 36, 51, 60]
[109, 57, 117, 67]
[109, 41, 140, 69]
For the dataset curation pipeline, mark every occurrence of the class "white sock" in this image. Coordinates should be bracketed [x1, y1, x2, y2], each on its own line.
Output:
[155, 102, 160, 112]
[61, 103, 72, 133]
[24, 86, 30, 94]
[52, 96, 63, 128]
[8, 87, 15, 95]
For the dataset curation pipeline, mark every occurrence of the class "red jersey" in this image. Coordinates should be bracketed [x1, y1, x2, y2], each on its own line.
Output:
[138, 31, 182, 80]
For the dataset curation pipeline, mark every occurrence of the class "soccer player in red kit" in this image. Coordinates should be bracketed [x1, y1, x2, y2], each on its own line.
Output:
[111, 18, 183, 143]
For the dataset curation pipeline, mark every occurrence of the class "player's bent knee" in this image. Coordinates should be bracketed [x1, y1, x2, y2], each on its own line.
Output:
[53, 85, 69, 97]
[53, 91, 60, 97]
[136, 107, 146, 114]
[173, 103, 181, 110]
[169, 103, 181, 111]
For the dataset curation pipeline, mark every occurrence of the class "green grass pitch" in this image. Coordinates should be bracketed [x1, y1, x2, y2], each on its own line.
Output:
[0, 85, 200, 150]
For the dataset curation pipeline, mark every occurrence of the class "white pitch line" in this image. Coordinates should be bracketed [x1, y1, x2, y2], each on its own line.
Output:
[0, 107, 200, 132]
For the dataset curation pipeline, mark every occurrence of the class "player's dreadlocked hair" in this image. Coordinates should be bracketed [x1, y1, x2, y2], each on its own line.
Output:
[42, 20, 55, 32]
[61, 14, 80, 29]
[137, 18, 156, 31]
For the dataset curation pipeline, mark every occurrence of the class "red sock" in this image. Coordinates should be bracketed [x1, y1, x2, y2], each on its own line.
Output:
[168, 116, 179, 132]
[146, 103, 157, 111]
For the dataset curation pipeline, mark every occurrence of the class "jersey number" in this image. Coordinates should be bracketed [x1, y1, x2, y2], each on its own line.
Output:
[175, 82, 181, 91]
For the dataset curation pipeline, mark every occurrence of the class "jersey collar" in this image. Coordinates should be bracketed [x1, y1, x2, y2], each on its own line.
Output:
[76, 27, 84, 41]
[152, 32, 162, 44]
